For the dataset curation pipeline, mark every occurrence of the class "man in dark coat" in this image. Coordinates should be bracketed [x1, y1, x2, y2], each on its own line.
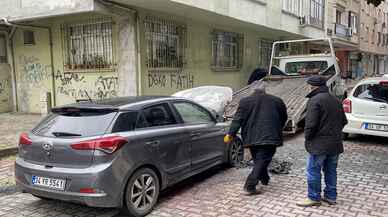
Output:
[297, 75, 348, 207]
[225, 84, 288, 195]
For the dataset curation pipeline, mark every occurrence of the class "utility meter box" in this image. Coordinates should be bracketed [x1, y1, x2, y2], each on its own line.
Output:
[40, 92, 52, 115]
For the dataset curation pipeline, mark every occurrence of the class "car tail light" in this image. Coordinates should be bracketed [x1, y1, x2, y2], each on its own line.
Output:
[79, 188, 96, 194]
[70, 136, 127, 154]
[380, 81, 388, 86]
[343, 98, 352, 113]
[19, 133, 32, 146]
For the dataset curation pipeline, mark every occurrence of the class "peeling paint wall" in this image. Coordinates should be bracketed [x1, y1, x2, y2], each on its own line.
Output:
[12, 13, 128, 113]
[0, 64, 12, 113]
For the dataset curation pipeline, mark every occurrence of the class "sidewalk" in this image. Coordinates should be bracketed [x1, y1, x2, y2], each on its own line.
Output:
[0, 113, 42, 156]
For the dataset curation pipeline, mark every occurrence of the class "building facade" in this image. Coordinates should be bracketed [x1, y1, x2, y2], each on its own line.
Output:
[0, 0, 385, 114]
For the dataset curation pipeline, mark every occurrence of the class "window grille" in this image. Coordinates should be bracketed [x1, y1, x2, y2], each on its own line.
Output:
[258, 40, 273, 70]
[310, 0, 324, 28]
[282, 0, 304, 16]
[0, 35, 7, 63]
[211, 30, 243, 70]
[62, 18, 114, 71]
[144, 16, 186, 70]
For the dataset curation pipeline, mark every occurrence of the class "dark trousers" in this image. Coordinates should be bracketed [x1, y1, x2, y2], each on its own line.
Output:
[245, 145, 277, 190]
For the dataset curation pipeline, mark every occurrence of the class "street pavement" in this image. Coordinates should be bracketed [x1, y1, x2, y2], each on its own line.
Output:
[0, 133, 387, 217]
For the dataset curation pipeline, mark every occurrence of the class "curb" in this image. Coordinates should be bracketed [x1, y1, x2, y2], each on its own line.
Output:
[0, 147, 18, 159]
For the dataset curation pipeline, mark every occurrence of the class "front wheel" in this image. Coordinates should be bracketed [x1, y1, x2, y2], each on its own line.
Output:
[123, 168, 160, 217]
[228, 138, 244, 167]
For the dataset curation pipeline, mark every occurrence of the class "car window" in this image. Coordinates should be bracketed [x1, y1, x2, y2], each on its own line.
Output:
[136, 113, 149, 129]
[173, 102, 214, 124]
[111, 112, 138, 133]
[143, 104, 177, 127]
[353, 84, 388, 103]
[285, 61, 328, 75]
[33, 110, 116, 138]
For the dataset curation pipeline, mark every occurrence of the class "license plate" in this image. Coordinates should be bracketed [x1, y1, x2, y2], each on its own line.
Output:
[32, 175, 66, 190]
[365, 123, 388, 132]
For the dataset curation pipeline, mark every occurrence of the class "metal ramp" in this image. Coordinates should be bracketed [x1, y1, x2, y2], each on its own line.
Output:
[224, 77, 310, 134]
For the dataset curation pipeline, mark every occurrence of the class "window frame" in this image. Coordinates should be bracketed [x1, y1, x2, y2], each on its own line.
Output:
[171, 101, 216, 125]
[144, 16, 187, 72]
[61, 19, 115, 72]
[0, 34, 7, 63]
[282, 0, 304, 17]
[23, 30, 35, 46]
[258, 39, 273, 70]
[211, 30, 244, 71]
[140, 103, 179, 129]
[309, 0, 325, 28]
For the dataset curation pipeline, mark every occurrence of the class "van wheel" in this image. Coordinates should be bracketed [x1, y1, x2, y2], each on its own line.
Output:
[229, 138, 244, 167]
[123, 168, 160, 217]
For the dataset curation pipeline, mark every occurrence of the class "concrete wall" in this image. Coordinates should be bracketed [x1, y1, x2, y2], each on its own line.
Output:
[0, 0, 95, 22]
[137, 8, 281, 96]
[11, 13, 131, 113]
[0, 63, 12, 112]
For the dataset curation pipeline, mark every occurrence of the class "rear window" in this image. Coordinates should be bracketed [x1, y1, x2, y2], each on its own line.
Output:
[33, 111, 117, 137]
[285, 61, 328, 75]
[353, 84, 388, 103]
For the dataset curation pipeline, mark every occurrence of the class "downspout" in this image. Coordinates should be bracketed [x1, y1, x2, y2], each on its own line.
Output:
[9, 27, 18, 111]
[98, 0, 142, 95]
[0, 18, 56, 107]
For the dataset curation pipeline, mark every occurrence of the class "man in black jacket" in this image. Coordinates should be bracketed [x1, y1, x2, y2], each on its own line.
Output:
[297, 75, 348, 207]
[225, 84, 288, 195]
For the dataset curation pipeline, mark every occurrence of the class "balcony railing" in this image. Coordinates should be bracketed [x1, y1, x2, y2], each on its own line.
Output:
[335, 23, 352, 38]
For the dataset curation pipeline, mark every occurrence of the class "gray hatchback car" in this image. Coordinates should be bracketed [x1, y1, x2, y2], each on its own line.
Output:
[15, 96, 244, 217]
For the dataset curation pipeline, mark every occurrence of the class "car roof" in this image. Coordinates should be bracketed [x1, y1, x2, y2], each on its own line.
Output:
[53, 96, 190, 111]
[356, 75, 388, 85]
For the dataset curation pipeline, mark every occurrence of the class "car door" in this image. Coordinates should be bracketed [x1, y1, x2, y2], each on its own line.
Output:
[139, 103, 191, 183]
[171, 101, 225, 172]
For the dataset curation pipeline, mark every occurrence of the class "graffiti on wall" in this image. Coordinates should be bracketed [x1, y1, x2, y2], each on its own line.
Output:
[0, 79, 10, 95]
[19, 56, 51, 86]
[56, 71, 118, 100]
[148, 71, 194, 89]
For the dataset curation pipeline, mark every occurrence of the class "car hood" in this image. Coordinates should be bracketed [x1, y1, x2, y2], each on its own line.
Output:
[173, 86, 233, 116]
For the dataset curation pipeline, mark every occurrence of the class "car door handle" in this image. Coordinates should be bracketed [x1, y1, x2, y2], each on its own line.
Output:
[190, 132, 201, 137]
[380, 105, 387, 109]
[145, 140, 160, 147]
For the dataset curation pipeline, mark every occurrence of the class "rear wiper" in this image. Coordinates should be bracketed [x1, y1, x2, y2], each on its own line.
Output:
[52, 132, 82, 137]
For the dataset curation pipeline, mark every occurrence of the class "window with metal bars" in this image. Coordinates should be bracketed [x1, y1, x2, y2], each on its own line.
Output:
[211, 30, 243, 71]
[310, 0, 324, 28]
[62, 19, 114, 71]
[258, 40, 272, 70]
[282, 0, 304, 16]
[144, 16, 186, 70]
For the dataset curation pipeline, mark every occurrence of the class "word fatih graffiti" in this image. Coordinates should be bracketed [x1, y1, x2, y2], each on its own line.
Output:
[148, 72, 194, 89]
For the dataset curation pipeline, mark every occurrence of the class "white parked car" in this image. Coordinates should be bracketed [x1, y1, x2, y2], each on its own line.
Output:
[343, 75, 388, 138]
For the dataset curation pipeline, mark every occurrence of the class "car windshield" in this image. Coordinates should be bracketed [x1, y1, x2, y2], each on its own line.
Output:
[285, 61, 328, 75]
[353, 83, 388, 103]
[32, 110, 117, 138]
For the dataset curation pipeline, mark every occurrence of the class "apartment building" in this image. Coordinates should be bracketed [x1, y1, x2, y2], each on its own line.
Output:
[360, 0, 388, 76]
[0, 0, 384, 114]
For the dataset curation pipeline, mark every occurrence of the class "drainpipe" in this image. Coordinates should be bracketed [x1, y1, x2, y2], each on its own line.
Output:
[98, 0, 142, 96]
[0, 18, 56, 108]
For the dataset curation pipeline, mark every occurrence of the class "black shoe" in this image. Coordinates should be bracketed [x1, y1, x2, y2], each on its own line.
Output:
[260, 178, 270, 186]
[243, 186, 261, 196]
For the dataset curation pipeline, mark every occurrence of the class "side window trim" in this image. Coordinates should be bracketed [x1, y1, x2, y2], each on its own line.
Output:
[172, 101, 216, 125]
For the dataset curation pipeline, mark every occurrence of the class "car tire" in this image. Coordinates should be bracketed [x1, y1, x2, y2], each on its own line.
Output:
[228, 138, 244, 167]
[123, 168, 160, 217]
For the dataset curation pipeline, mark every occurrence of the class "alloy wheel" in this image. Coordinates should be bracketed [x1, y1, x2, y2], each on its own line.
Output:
[130, 174, 157, 210]
[230, 140, 244, 166]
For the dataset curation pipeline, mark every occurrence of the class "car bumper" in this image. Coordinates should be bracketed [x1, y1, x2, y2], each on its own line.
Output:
[343, 114, 388, 137]
[14, 157, 122, 208]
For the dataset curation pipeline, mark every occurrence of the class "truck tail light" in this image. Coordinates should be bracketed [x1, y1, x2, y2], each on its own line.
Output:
[343, 98, 352, 113]
[71, 136, 128, 154]
[19, 133, 32, 146]
[379, 81, 388, 86]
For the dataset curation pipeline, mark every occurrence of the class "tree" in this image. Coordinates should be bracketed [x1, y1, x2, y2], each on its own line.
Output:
[367, 0, 384, 6]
